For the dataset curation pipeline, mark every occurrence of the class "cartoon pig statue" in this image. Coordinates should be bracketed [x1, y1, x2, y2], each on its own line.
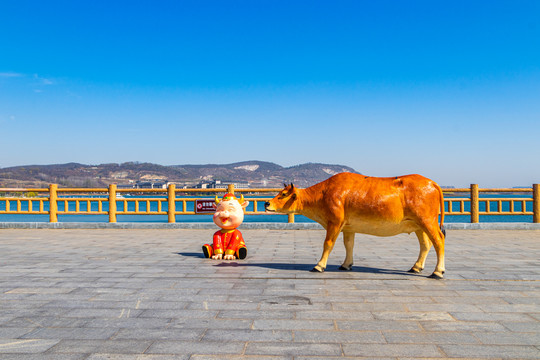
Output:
[202, 193, 249, 260]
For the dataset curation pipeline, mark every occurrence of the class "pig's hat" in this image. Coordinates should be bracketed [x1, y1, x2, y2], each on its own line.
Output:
[215, 193, 244, 204]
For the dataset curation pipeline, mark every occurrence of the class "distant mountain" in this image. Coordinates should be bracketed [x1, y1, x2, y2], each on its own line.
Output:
[0, 161, 360, 188]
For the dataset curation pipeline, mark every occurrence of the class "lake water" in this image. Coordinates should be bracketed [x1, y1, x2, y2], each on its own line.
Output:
[0, 194, 534, 223]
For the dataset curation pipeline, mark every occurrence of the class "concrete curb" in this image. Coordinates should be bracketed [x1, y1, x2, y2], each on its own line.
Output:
[1, 222, 540, 230]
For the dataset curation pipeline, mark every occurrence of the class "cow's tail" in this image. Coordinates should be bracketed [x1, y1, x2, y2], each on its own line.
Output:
[436, 183, 446, 237]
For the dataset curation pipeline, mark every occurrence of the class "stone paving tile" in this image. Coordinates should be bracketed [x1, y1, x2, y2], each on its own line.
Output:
[187, 301, 260, 311]
[217, 310, 294, 319]
[450, 311, 536, 322]
[190, 356, 291, 360]
[472, 331, 540, 345]
[253, 319, 336, 330]
[20, 327, 117, 340]
[420, 320, 508, 332]
[0, 354, 87, 360]
[245, 341, 342, 356]
[294, 330, 385, 343]
[113, 327, 204, 340]
[83, 317, 172, 329]
[0, 327, 34, 338]
[47, 339, 154, 354]
[405, 303, 482, 312]
[501, 321, 540, 332]
[42, 300, 138, 309]
[373, 311, 453, 321]
[64, 308, 144, 319]
[383, 330, 480, 344]
[342, 343, 443, 357]
[87, 355, 190, 360]
[3, 316, 89, 328]
[332, 302, 405, 311]
[203, 329, 293, 342]
[477, 303, 540, 312]
[170, 318, 254, 330]
[146, 340, 245, 355]
[399, 358, 498, 360]
[296, 310, 374, 320]
[258, 300, 332, 311]
[337, 319, 422, 331]
[440, 344, 540, 359]
[138, 309, 218, 319]
[0, 339, 60, 353]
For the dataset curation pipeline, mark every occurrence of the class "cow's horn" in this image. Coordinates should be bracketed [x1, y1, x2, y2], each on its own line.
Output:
[215, 195, 220, 204]
[239, 194, 244, 203]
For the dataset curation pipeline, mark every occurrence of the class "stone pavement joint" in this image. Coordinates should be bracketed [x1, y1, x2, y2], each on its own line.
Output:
[0, 229, 539, 359]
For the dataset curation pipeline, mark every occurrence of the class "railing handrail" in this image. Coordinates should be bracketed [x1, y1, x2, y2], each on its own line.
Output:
[443, 188, 532, 193]
[1, 183, 539, 224]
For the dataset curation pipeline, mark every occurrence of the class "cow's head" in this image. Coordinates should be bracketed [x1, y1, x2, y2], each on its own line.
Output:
[264, 183, 299, 213]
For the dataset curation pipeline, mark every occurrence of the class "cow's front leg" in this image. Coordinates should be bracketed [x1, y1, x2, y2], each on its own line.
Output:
[339, 231, 355, 271]
[311, 223, 342, 272]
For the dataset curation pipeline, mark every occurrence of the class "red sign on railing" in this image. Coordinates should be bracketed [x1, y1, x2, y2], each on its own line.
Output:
[195, 199, 216, 213]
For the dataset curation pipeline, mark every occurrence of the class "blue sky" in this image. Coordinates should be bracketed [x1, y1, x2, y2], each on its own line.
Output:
[1, 0, 539, 187]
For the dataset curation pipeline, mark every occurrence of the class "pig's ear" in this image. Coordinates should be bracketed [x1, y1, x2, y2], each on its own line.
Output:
[241, 200, 249, 209]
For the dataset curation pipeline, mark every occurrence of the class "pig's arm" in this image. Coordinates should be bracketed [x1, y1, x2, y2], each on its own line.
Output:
[212, 231, 224, 259]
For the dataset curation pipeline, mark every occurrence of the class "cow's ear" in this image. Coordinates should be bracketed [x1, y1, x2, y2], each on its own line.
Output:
[241, 200, 249, 209]
[212, 203, 217, 210]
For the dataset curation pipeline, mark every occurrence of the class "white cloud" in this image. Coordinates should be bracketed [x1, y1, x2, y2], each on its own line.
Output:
[0, 115, 16, 124]
[0, 72, 55, 86]
[0, 72, 24, 77]
[33, 73, 54, 85]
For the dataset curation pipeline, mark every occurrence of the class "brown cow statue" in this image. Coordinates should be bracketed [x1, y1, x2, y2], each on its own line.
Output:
[264, 172, 446, 279]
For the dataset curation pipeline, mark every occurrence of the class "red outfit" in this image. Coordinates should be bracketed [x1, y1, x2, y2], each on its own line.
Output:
[203, 229, 246, 258]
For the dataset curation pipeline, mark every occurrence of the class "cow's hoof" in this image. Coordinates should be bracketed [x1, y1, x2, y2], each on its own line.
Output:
[339, 265, 352, 271]
[310, 267, 324, 273]
[408, 267, 422, 273]
[428, 273, 444, 280]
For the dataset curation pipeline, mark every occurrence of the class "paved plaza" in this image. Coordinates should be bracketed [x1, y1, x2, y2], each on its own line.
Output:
[0, 228, 539, 359]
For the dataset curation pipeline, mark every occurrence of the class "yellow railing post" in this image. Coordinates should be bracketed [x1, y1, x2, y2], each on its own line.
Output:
[49, 184, 58, 223]
[109, 184, 117, 223]
[471, 184, 479, 223]
[288, 214, 295, 223]
[228, 184, 235, 194]
[168, 183, 176, 223]
[533, 184, 540, 223]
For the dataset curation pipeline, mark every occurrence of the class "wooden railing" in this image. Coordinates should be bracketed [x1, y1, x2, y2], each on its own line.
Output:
[444, 185, 539, 223]
[0, 184, 539, 223]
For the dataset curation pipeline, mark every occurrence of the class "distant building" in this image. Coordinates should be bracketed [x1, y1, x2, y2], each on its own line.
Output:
[194, 180, 249, 189]
[117, 184, 135, 189]
[135, 180, 169, 189]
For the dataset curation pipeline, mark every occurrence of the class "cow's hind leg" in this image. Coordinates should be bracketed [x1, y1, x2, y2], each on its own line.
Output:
[422, 222, 445, 279]
[408, 230, 432, 274]
[339, 231, 355, 271]
[311, 222, 343, 273]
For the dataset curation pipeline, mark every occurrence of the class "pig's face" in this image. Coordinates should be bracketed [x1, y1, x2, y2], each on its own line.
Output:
[213, 199, 248, 230]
